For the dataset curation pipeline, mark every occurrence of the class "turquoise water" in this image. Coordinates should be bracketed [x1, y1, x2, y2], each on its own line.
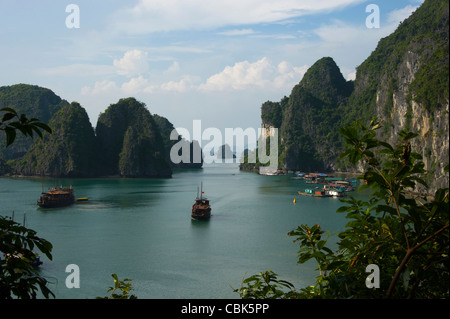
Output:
[0, 163, 366, 299]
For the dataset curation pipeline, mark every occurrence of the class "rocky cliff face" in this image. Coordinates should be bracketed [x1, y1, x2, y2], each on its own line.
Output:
[350, 0, 449, 192]
[372, 52, 449, 191]
[0, 84, 68, 160]
[1, 86, 202, 178]
[12, 102, 99, 177]
[258, 57, 353, 172]
[280, 57, 353, 172]
[153, 114, 203, 169]
[96, 98, 172, 177]
[254, 0, 448, 194]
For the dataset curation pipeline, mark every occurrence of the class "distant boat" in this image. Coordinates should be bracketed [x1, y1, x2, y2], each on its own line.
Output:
[297, 188, 331, 197]
[37, 186, 75, 208]
[325, 189, 345, 197]
[191, 183, 211, 220]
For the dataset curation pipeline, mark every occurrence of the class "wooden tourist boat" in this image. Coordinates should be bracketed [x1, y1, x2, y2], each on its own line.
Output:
[191, 183, 211, 220]
[37, 186, 75, 208]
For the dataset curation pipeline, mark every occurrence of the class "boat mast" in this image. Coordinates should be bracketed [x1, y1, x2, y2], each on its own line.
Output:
[200, 182, 203, 200]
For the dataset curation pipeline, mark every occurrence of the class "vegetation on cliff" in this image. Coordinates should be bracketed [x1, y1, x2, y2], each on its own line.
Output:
[244, 0, 449, 193]
[153, 114, 203, 169]
[234, 121, 449, 299]
[96, 98, 172, 177]
[1, 104, 54, 299]
[251, 57, 353, 172]
[0, 84, 67, 161]
[280, 57, 353, 171]
[352, 0, 448, 116]
[346, 0, 449, 191]
[11, 102, 99, 177]
[1, 86, 201, 178]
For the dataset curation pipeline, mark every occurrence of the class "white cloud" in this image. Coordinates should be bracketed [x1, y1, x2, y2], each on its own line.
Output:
[165, 61, 180, 73]
[113, 49, 149, 77]
[199, 57, 307, 91]
[80, 57, 307, 96]
[81, 74, 201, 96]
[112, 0, 366, 34]
[273, 62, 309, 89]
[346, 71, 356, 81]
[314, 20, 364, 43]
[160, 75, 200, 93]
[199, 57, 273, 91]
[81, 80, 118, 95]
[121, 75, 151, 94]
[218, 29, 258, 36]
[387, 4, 420, 25]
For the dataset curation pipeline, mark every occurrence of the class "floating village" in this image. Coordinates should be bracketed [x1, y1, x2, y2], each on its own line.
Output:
[259, 167, 358, 198]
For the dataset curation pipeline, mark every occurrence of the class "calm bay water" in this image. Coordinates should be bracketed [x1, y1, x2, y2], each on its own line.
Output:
[0, 163, 367, 299]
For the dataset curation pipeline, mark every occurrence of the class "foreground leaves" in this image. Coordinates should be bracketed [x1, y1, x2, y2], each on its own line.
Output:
[231, 271, 298, 299]
[0, 216, 54, 299]
[96, 273, 137, 299]
[1, 107, 52, 147]
[234, 119, 449, 299]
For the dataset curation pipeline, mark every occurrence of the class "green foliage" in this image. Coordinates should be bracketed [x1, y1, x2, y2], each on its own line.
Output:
[1, 106, 55, 299]
[0, 84, 66, 121]
[253, 0, 448, 174]
[261, 98, 287, 128]
[352, 0, 448, 118]
[231, 271, 298, 299]
[1, 89, 177, 178]
[0, 216, 54, 299]
[96, 98, 172, 177]
[244, 57, 353, 172]
[287, 224, 335, 296]
[152, 114, 203, 169]
[410, 43, 449, 111]
[12, 102, 99, 177]
[0, 84, 67, 161]
[0, 107, 52, 147]
[235, 119, 449, 299]
[96, 273, 137, 299]
[336, 120, 449, 298]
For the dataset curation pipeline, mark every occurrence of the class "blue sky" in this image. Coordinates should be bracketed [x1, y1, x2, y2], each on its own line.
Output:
[0, 0, 423, 142]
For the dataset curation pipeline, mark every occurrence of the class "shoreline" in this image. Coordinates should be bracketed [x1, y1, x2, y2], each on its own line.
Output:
[0, 173, 173, 179]
[238, 164, 438, 199]
[238, 163, 362, 177]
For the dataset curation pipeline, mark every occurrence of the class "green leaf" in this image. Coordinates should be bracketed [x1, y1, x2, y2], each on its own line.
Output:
[5, 127, 16, 146]
[2, 112, 16, 122]
[0, 107, 18, 114]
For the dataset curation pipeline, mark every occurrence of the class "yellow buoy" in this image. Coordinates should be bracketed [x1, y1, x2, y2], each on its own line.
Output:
[293, 198, 296, 204]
